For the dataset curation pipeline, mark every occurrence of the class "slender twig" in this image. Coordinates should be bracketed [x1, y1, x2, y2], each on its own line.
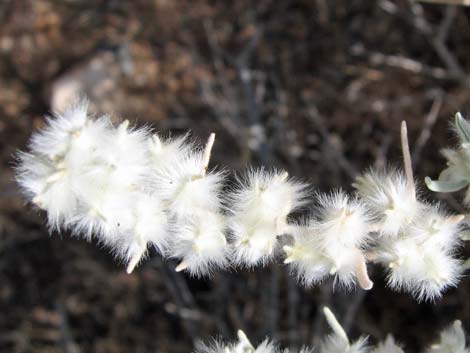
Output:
[201, 133, 216, 176]
[401, 121, 416, 199]
[412, 92, 443, 164]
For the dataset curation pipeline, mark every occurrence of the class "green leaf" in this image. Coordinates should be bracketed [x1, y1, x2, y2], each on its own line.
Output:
[424, 176, 469, 193]
[459, 230, 470, 242]
[455, 112, 470, 145]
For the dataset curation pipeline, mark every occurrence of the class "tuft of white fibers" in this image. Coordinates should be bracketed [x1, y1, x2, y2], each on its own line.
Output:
[149, 133, 229, 274]
[150, 133, 225, 218]
[370, 336, 404, 353]
[197, 315, 470, 353]
[148, 133, 193, 170]
[316, 191, 370, 249]
[228, 168, 308, 267]
[118, 193, 169, 273]
[195, 330, 280, 353]
[172, 210, 228, 277]
[426, 320, 469, 353]
[374, 236, 462, 301]
[321, 307, 369, 353]
[16, 103, 170, 273]
[353, 169, 422, 237]
[29, 101, 89, 158]
[409, 204, 464, 251]
[313, 191, 373, 290]
[16, 151, 79, 230]
[283, 223, 331, 286]
[321, 335, 369, 353]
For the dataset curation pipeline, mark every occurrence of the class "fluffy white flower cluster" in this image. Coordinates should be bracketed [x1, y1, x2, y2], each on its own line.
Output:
[357, 123, 464, 301]
[16, 102, 468, 300]
[196, 307, 468, 353]
[17, 102, 227, 275]
[283, 122, 465, 300]
[228, 169, 307, 267]
[284, 191, 372, 290]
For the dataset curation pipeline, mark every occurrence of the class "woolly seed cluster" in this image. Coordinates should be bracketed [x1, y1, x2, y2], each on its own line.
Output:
[16, 103, 469, 301]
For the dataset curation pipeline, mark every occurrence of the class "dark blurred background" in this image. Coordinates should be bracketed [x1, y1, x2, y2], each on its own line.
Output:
[1, 1, 470, 352]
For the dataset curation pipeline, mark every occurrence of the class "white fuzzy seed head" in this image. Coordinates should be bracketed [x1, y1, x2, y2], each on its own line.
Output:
[375, 237, 462, 301]
[228, 168, 308, 267]
[354, 169, 422, 237]
[316, 191, 370, 249]
[409, 204, 464, 251]
[171, 210, 228, 277]
[370, 336, 404, 353]
[283, 224, 331, 286]
[151, 138, 225, 219]
[229, 168, 308, 224]
[29, 101, 89, 158]
[16, 103, 170, 273]
[196, 330, 279, 353]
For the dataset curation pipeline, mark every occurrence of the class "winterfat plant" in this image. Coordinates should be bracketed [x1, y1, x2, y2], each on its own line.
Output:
[197, 308, 469, 353]
[15, 101, 469, 301]
[370, 336, 404, 353]
[353, 122, 465, 301]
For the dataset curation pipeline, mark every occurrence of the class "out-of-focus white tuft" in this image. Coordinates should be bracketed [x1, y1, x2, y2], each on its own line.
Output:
[320, 307, 369, 353]
[370, 336, 404, 353]
[228, 168, 308, 267]
[197, 314, 470, 353]
[172, 211, 228, 277]
[426, 320, 469, 353]
[195, 330, 279, 353]
[353, 169, 421, 237]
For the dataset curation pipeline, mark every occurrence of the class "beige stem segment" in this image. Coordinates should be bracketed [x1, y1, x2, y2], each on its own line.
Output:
[126, 245, 146, 274]
[152, 134, 162, 152]
[401, 121, 416, 199]
[323, 307, 349, 343]
[449, 214, 465, 224]
[175, 260, 189, 272]
[201, 133, 216, 176]
[236, 330, 255, 353]
[355, 253, 374, 290]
